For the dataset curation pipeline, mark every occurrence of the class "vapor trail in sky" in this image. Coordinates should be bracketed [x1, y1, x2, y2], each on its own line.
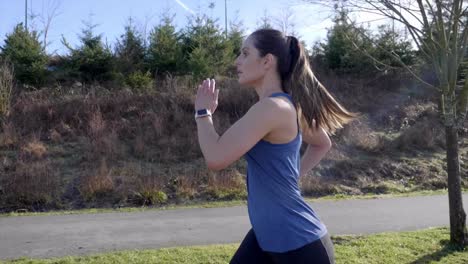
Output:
[173, 0, 195, 15]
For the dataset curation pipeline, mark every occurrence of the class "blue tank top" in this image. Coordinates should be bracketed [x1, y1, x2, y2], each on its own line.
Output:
[245, 92, 328, 253]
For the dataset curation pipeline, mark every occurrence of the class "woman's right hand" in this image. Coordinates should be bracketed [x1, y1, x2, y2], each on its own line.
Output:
[195, 78, 219, 114]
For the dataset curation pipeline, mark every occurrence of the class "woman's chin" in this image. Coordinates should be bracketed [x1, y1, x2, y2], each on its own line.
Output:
[237, 77, 248, 86]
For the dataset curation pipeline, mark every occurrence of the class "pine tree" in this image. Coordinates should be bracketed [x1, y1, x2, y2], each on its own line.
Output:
[62, 20, 114, 83]
[147, 14, 182, 75]
[1, 23, 48, 87]
[115, 17, 146, 75]
[181, 14, 235, 80]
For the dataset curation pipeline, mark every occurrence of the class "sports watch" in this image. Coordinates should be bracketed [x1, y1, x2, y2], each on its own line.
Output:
[195, 109, 212, 119]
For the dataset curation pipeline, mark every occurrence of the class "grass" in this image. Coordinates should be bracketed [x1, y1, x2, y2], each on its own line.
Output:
[3, 228, 467, 263]
[333, 227, 468, 264]
[0, 200, 248, 217]
[1, 188, 459, 218]
[308, 188, 458, 202]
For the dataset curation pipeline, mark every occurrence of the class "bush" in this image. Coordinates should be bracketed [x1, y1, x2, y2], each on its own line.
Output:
[130, 172, 168, 206]
[132, 190, 168, 206]
[126, 71, 153, 91]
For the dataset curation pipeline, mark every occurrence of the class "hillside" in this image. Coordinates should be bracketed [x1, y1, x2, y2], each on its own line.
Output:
[0, 72, 466, 213]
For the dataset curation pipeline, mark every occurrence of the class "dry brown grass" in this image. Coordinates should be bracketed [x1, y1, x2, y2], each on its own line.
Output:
[5, 80, 252, 164]
[88, 109, 106, 139]
[300, 176, 347, 196]
[86, 109, 122, 160]
[163, 165, 248, 202]
[394, 108, 445, 151]
[204, 169, 247, 200]
[132, 132, 146, 158]
[48, 128, 62, 142]
[131, 172, 168, 206]
[0, 60, 13, 117]
[0, 121, 17, 148]
[151, 114, 164, 137]
[158, 74, 197, 94]
[20, 135, 47, 160]
[339, 119, 388, 153]
[0, 73, 459, 212]
[0, 160, 59, 211]
[79, 158, 115, 202]
[173, 173, 199, 201]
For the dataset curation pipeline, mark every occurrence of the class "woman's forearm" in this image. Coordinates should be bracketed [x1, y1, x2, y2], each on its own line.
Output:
[196, 116, 220, 163]
[299, 144, 330, 177]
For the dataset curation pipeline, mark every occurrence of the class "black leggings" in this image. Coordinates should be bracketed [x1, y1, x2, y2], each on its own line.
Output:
[230, 229, 335, 264]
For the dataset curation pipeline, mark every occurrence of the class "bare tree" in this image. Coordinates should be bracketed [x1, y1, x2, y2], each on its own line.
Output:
[39, 0, 62, 52]
[26, 0, 40, 33]
[208, 1, 215, 18]
[23, 0, 62, 53]
[137, 12, 157, 48]
[274, 6, 300, 36]
[308, 0, 468, 247]
[256, 9, 274, 29]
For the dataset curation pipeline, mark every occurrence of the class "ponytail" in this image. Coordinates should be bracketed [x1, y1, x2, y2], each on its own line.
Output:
[284, 35, 357, 134]
[251, 29, 357, 135]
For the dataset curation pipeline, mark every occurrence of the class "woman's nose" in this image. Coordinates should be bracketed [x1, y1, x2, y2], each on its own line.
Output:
[235, 56, 241, 66]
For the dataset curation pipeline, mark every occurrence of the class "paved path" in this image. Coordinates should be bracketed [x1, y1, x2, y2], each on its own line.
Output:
[1, 194, 467, 260]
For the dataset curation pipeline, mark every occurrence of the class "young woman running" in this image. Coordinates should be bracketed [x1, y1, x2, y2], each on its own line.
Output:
[194, 28, 356, 264]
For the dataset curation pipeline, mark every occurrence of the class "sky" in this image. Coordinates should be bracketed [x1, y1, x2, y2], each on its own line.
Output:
[0, 0, 389, 55]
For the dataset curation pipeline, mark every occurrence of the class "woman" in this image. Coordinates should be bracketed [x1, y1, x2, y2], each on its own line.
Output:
[194, 28, 356, 264]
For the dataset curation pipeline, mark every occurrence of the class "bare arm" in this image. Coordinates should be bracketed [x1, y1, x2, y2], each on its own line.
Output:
[196, 99, 279, 171]
[300, 122, 332, 177]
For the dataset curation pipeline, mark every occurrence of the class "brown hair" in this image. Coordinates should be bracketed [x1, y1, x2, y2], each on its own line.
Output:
[250, 28, 357, 134]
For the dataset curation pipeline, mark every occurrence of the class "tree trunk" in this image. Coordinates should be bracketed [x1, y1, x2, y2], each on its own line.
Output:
[446, 125, 467, 247]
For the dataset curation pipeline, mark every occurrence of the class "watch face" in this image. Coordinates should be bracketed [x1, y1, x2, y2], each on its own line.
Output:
[197, 109, 208, 115]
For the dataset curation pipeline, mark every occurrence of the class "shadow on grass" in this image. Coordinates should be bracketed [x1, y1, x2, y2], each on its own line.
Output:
[410, 239, 465, 264]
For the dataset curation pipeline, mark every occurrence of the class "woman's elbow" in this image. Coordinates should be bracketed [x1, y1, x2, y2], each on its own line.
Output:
[315, 140, 332, 154]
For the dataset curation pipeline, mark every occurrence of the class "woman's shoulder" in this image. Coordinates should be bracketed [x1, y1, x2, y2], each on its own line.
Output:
[256, 96, 296, 119]
[242, 97, 296, 134]
[254, 96, 294, 111]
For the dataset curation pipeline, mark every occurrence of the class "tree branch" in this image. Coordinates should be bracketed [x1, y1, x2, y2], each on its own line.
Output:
[343, 18, 439, 90]
[456, 77, 468, 129]
[457, 9, 468, 64]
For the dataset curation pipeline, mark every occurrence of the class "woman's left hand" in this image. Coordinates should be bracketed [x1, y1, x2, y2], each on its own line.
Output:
[195, 78, 219, 114]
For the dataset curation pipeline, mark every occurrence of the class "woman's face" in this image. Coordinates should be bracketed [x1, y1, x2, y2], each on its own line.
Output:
[235, 36, 265, 86]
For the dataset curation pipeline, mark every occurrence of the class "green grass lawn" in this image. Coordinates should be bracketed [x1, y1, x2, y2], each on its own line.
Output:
[3, 228, 468, 264]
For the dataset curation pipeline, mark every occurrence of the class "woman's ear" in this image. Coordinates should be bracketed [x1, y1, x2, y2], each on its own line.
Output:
[262, 53, 276, 71]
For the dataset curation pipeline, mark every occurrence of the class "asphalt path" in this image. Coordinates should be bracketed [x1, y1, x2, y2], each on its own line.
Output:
[1, 194, 466, 260]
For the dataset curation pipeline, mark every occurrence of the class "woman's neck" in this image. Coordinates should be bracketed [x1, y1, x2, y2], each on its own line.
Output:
[254, 73, 284, 100]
